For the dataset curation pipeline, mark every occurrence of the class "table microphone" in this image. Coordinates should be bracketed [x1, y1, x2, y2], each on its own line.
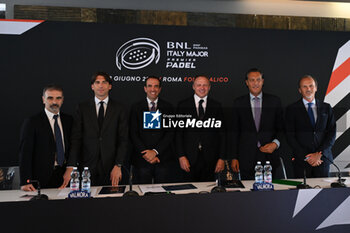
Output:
[27, 180, 49, 200]
[123, 165, 139, 197]
[296, 162, 311, 189]
[322, 156, 347, 188]
[211, 173, 226, 193]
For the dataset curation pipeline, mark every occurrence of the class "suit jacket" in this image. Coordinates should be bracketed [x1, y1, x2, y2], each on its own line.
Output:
[285, 98, 336, 163]
[19, 111, 73, 186]
[68, 98, 128, 174]
[176, 96, 225, 167]
[228, 93, 283, 171]
[130, 98, 175, 167]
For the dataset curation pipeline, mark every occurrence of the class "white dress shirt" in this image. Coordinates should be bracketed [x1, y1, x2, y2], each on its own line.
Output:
[95, 96, 109, 116]
[194, 94, 208, 116]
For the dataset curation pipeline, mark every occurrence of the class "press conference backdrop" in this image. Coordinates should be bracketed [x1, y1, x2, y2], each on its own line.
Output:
[0, 20, 349, 173]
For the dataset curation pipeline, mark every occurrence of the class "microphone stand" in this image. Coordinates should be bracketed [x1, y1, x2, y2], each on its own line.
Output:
[123, 165, 140, 197]
[296, 166, 311, 189]
[211, 172, 226, 193]
[28, 180, 49, 201]
[322, 156, 347, 188]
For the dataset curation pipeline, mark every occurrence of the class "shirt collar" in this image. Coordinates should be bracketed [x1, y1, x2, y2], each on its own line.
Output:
[249, 92, 263, 100]
[146, 97, 158, 105]
[95, 96, 109, 105]
[302, 98, 316, 106]
[194, 94, 208, 103]
[44, 108, 59, 120]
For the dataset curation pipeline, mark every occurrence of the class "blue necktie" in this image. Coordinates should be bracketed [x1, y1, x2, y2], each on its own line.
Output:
[53, 115, 64, 166]
[307, 102, 315, 128]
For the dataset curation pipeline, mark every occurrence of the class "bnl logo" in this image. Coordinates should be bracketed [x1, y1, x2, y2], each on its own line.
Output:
[143, 110, 162, 129]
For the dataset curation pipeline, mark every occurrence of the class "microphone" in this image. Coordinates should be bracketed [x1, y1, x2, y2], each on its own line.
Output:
[296, 168, 311, 189]
[296, 159, 311, 189]
[211, 172, 226, 193]
[123, 165, 139, 197]
[27, 180, 49, 200]
[322, 156, 346, 188]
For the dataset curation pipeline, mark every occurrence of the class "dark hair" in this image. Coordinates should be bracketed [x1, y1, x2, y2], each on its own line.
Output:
[91, 71, 112, 85]
[42, 84, 63, 96]
[145, 76, 162, 87]
[298, 75, 318, 88]
[245, 68, 263, 80]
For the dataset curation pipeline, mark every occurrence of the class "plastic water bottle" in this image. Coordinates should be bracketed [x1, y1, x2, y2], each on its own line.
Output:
[70, 167, 80, 191]
[81, 167, 91, 193]
[254, 161, 263, 183]
[264, 161, 273, 183]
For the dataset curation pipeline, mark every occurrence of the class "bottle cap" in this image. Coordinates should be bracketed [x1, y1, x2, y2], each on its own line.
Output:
[266, 161, 270, 164]
[257, 161, 261, 164]
[84, 167, 89, 170]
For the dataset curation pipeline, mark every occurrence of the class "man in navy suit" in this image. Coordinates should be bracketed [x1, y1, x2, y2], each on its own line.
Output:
[19, 85, 73, 191]
[286, 75, 336, 178]
[130, 76, 176, 184]
[68, 72, 128, 186]
[228, 68, 283, 180]
[176, 75, 225, 182]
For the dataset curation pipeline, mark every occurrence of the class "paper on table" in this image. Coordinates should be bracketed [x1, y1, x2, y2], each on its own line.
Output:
[139, 184, 165, 193]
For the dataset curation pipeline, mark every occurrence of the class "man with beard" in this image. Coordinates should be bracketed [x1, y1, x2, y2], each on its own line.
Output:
[286, 75, 336, 178]
[19, 85, 73, 191]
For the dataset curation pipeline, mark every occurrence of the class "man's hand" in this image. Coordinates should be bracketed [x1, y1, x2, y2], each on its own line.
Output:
[59, 167, 73, 189]
[231, 159, 240, 173]
[179, 156, 190, 172]
[260, 142, 278, 154]
[149, 157, 160, 164]
[21, 184, 36, 191]
[215, 159, 225, 173]
[142, 150, 157, 163]
[305, 152, 323, 167]
[110, 165, 122, 186]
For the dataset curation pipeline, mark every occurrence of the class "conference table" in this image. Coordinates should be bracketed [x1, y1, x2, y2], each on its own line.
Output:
[0, 178, 349, 233]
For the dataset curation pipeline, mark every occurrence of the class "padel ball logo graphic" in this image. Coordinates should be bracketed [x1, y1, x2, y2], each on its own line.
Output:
[116, 38, 160, 70]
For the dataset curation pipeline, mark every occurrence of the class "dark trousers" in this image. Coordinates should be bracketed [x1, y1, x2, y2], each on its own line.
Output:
[134, 161, 178, 184]
[44, 166, 66, 188]
[293, 159, 330, 178]
[182, 150, 216, 182]
[240, 147, 280, 180]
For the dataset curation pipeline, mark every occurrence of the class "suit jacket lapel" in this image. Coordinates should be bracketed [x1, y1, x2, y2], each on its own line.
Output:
[315, 99, 321, 128]
[40, 111, 55, 149]
[88, 99, 100, 132]
[102, 99, 115, 133]
[192, 97, 199, 119]
[245, 94, 257, 132]
[298, 99, 314, 128]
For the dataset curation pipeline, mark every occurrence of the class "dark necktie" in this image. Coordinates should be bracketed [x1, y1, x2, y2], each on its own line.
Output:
[53, 115, 64, 166]
[150, 101, 156, 111]
[253, 97, 261, 147]
[307, 102, 315, 127]
[253, 97, 261, 131]
[98, 101, 104, 129]
[198, 99, 205, 120]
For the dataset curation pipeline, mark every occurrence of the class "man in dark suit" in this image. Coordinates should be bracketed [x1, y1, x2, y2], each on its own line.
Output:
[229, 68, 283, 180]
[286, 75, 336, 178]
[130, 76, 176, 184]
[68, 72, 128, 186]
[176, 75, 225, 182]
[19, 85, 73, 191]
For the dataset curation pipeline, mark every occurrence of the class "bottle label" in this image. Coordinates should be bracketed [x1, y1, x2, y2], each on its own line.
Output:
[253, 182, 274, 191]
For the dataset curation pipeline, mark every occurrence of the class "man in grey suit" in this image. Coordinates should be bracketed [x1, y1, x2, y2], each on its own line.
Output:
[68, 72, 128, 186]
